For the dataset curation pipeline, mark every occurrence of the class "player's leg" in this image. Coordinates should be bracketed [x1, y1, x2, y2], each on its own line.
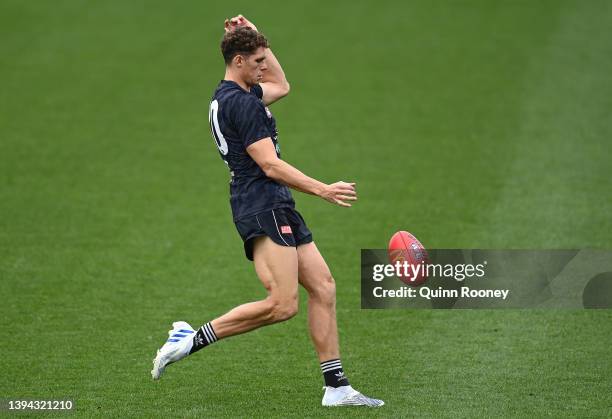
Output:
[209, 236, 299, 337]
[296, 242, 339, 361]
[152, 236, 298, 380]
[297, 241, 384, 407]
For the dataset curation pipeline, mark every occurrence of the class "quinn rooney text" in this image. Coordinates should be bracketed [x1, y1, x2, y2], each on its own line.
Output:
[373, 286, 510, 300]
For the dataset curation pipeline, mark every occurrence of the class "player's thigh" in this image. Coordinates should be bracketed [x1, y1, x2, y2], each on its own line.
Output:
[297, 242, 335, 298]
[252, 236, 299, 301]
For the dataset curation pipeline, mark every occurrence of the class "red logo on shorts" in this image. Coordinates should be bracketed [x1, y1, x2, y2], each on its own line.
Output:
[281, 225, 292, 234]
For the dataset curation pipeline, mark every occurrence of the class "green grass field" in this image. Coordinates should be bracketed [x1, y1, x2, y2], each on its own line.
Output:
[1, 0, 611, 417]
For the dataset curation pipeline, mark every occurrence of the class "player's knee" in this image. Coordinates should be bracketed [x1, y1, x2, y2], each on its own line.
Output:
[265, 296, 298, 323]
[276, 300, 298, 322]
[310, 274, 336, 306]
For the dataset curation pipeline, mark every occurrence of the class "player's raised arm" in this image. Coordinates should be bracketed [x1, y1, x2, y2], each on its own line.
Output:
[246, 138, 357, 207]
[225, 15, 290, 106]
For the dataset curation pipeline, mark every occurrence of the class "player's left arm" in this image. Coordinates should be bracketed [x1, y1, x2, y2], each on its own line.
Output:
[225, 15, 290, 106]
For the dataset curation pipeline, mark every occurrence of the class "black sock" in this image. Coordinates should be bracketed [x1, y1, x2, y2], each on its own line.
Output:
[189, 322, 218, 354]
[320, 359, 350, 388]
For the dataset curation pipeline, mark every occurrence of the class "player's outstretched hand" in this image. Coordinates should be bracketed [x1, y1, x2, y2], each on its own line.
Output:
[224, 15, 258, 33]
[320, 181, 357, 207]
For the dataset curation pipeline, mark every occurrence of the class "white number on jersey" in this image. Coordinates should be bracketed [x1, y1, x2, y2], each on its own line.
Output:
[209, 100, 228, 155]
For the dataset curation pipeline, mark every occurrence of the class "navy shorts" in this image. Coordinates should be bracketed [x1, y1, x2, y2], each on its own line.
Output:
[234, 207, 313, 261]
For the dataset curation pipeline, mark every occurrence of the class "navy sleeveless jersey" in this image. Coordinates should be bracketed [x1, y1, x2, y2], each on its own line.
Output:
[208, 80, 295, 220]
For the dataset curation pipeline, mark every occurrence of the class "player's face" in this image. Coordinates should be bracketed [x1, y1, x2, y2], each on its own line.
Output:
[242, 47, 267, 86]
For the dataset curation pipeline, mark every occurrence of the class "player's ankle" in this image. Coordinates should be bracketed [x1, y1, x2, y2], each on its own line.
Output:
[320, 358, 350, 388]
[189, 322, 218, 354]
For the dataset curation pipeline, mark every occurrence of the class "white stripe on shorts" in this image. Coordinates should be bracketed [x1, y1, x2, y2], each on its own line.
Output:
[271, 209, 290, 246]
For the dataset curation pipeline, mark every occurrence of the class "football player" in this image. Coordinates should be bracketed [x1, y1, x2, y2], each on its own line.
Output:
[152, 15, 383, 408]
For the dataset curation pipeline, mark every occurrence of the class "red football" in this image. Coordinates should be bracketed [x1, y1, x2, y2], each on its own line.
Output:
[388, 231, 429, 286]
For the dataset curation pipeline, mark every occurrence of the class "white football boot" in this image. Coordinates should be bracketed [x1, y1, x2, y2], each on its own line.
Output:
[322, 385, 385, 407]
[151, 321, 195, 380]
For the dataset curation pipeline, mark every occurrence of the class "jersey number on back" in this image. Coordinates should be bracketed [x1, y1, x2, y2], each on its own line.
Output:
[209, 100, 228, 155]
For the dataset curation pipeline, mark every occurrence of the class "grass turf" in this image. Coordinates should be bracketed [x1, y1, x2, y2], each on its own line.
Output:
[1, 0, 611, 417]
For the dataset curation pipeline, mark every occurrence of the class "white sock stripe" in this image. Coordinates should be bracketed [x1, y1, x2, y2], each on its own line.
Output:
[201, 326, 214, 344]
[321, 362, 342, 368]
[321, 363, 342, 370]
[207, 324, 217, 341]
[205, 325, 217, 343]
[320, 361, 342, 369]
[200, 326, 210, 343]
[321, 366, 343, 372]
[204, 323, 217, 342]
[322, 366, 343, 373]
[320, 359, 342, 368]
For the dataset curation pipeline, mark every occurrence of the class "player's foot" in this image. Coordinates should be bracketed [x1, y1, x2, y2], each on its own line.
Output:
[321, 385, 384, 407]
[151, 321, 195, 380]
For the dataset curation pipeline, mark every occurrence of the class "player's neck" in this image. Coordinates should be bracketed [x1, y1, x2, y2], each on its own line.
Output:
[224, 70, 250, 92]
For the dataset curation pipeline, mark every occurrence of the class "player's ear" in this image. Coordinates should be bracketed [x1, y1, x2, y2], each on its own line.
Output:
[233, 54, 244, 67]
